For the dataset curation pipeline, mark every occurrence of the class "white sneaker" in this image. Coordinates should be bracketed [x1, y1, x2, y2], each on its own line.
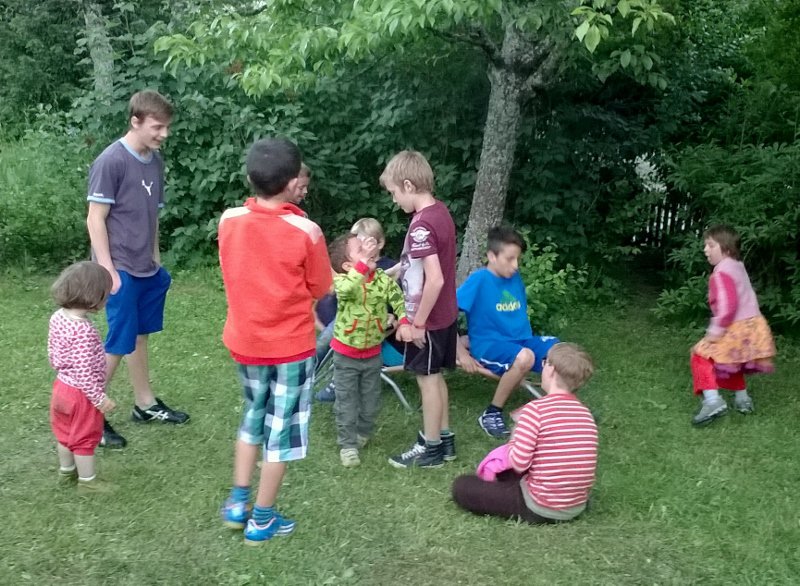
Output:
[735, 396, 755, 414]
[692, 397, 728, 426]
[340, 448, 360, 468]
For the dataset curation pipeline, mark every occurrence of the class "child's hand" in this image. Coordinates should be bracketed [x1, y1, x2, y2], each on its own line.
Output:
[386, 314, 398, 329]
[396, 323, 413, 343]
[359, 235, 378, 259]
[456, 346, 481, 374]
[99, 396, 116, 414]
[384, 262, 402, 279]
[410, 324, 426, 348]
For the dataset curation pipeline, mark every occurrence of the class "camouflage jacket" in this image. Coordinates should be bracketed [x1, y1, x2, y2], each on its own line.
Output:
[333, 266, 407, 350]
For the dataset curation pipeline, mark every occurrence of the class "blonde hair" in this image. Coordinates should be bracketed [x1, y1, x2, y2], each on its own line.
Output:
[350, 217, 385, 245]
[379, 150, 434, 193]
[299, 162, 311, 178]
[547, 342, 594, 392]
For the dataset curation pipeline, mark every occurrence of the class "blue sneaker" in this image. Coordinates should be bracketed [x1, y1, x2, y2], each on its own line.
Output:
[272, 512, 296, 536]
[478, 409, 510, 438]
[315, 382, 336, 402]
[243, 514, 296, 545]
[221, 499, 251, 529]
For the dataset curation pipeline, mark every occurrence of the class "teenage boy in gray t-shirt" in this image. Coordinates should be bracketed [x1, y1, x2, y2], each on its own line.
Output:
[86, 90, 189, 448]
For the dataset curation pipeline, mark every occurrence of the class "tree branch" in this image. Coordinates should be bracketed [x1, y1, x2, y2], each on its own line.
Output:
[427, 25, 502, 66]
[522, 48, 560, 93]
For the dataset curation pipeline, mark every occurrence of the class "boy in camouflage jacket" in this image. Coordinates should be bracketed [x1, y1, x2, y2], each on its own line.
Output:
[328, 231, 411, 467]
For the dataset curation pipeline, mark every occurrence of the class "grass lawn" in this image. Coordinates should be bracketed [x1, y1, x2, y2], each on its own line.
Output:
[1, 270, 799, 586]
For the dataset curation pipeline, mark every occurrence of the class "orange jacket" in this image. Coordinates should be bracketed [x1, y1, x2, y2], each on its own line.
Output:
[218, 198, 332, 360]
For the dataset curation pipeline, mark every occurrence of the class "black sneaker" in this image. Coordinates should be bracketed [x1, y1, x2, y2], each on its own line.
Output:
[388, 436, 444, 469]
[132, 398, 190, 424]
[99, 419, 127, 449]
[440, 432, 456, 462]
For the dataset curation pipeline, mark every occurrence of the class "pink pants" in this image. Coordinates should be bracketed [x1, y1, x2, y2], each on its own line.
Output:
[690, 353, 746, 395]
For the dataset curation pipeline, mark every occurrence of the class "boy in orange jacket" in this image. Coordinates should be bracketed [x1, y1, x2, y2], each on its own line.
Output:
[217, 138, 332, 545]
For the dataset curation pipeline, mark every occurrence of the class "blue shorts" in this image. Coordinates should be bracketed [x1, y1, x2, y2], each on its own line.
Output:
[104, 268, 171, 355]
[236, 358, 314, 462]
[472, 336, 560, 376]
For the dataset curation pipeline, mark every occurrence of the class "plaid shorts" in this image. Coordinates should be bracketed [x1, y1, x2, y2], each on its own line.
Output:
[236, 358, 314, 462]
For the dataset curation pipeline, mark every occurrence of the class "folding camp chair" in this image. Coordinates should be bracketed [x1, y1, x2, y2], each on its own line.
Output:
[313, 341, 413, 412]
[475, 366, 543, 400]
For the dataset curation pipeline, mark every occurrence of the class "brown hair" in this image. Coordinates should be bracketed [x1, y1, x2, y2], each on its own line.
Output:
[328, 233, 357, 274]
[51, 262, 113, 311]
[547, 342, 594, 392]
[129, 90, 173, 123]
[703, 224, 741, 260]
[379, 150, 434, 193]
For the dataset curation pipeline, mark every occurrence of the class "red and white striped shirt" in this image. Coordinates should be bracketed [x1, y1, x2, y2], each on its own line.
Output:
[47, 310, 107, 407]
[509, 393, 598, 510]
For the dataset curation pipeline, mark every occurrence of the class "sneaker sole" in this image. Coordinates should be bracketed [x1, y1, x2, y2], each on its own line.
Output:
[99, 438, 127, 449]
[131, 414, 190, 424]
[223, 520, 247, 530]
[387, 458, 444, 469]
[692, 407, 728, 426]
[244, 537, 274, 546]
[243, 525, 294, 545]
[443, 455, 457, 462]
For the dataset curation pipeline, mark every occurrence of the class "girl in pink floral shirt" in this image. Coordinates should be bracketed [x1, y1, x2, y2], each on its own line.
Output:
[48, 262, 115, 492]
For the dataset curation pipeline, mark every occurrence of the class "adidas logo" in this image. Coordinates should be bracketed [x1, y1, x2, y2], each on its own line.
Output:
[496, 290, 521, 312]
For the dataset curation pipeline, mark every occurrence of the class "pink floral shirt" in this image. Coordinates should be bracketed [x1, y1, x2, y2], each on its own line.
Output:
[47, 309, 107, 407]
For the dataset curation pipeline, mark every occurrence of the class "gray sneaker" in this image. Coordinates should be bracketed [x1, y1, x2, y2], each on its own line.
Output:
[734, 396, 755, 414]
[692, 398, 728, 426]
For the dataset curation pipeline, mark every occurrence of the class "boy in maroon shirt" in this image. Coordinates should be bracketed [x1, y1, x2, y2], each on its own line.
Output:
[380, 150, 458, 468]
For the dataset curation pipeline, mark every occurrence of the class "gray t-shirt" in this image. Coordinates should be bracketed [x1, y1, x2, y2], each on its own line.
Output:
[87, 139, 165, 277]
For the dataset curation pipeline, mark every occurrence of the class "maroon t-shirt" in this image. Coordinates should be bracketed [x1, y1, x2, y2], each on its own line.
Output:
[398, 200, 458, 330]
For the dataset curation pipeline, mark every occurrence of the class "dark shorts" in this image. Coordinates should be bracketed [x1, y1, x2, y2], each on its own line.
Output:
[402, 321, 458, 376]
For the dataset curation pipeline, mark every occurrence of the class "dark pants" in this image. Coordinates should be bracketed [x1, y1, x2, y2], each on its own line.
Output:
[451, 471, 561, 524]
[333, 352, 383, 449]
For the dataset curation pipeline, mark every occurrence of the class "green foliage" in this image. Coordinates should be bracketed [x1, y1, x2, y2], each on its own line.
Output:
[655, 142, 800, 328]
[0, 116, 90, 269]
[0, 0, 85, 136]
[517, 232, 588, 334]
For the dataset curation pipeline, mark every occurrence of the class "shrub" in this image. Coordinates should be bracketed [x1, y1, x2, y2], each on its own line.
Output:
[655, 142, 800, 329]
[516, 231, 588, 335]
[0, 122, 90, 270]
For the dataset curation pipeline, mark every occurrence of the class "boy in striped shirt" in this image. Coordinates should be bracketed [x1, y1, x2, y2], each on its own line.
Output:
[452, 342, 597, 523]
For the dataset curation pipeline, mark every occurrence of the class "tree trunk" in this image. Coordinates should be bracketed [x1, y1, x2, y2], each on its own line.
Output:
[83, 2, 114, 101]
[456, 26, 527, 284]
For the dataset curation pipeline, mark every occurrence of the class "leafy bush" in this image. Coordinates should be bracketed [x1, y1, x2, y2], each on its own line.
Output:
[0, 122, 90, 269]
[655, 142, 800, 329]
[517, 231, 588, 335]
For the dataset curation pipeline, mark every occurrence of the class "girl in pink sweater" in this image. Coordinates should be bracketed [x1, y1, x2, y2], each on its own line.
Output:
[690, 225, 776, 426]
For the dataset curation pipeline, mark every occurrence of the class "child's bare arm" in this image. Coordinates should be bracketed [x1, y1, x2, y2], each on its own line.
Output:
[408, 254, 444, 347]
